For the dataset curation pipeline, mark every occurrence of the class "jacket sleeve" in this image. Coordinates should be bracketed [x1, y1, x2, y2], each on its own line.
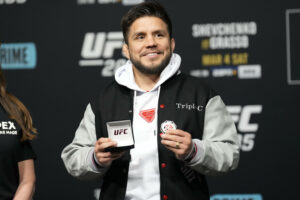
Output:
[61, 104, 109, 180]
[188, 95, 240, 175]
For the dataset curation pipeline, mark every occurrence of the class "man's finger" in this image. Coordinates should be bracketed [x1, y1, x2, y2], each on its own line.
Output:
[161, 139, 183, 148]
[165, 129, 186, 136]
[96, 151, 124, 159]
[95, 141, 117, 151]
[96, 152, 111, 158]
[161, 134, 183, 143]
[97, 137, 112, 144]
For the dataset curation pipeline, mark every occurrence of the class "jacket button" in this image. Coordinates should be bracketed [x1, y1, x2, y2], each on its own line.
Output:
[163, 195, 168, 200]
[161, 163, 166, 168]
[160, 104, 165, 108]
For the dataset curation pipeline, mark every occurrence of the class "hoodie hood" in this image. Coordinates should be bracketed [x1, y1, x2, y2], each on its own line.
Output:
[115, 53, 181, 92]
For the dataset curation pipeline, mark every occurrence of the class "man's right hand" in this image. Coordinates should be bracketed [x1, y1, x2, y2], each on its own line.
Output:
[94, 137, 125, 167]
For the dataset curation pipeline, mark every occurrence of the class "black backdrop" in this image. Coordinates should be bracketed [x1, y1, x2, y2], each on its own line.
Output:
[1, 0, 300, 199]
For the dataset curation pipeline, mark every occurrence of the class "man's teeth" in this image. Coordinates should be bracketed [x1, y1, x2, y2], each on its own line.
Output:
[147, 53, 158, 56]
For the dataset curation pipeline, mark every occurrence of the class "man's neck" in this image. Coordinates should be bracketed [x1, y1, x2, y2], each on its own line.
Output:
[132, 67, 160, 91]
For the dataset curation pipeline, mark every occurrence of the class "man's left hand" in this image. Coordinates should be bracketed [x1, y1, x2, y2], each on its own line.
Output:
[160, 129, 193, 160]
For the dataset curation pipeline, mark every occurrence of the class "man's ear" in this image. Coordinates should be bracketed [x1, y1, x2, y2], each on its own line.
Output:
[171, 38, 175, 52]
[122, 43, 130, 59]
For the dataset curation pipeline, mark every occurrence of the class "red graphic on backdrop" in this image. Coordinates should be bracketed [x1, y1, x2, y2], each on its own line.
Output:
[139, 108, 155, 123]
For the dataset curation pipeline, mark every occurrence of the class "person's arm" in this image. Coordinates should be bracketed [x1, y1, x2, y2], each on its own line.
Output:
[188, 95, 240, 175]
[161, 95, 240, 175]
[13, 159, 35, 200]
[62, 103, 125, 180]
[61, 103, 109, 180]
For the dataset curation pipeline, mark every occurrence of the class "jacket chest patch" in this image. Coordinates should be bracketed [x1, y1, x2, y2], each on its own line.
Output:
[139, 108, 155, 123]
[160, 120, 177, 134]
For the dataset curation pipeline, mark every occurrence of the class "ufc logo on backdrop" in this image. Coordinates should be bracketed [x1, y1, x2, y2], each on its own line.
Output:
[81, 32, 123, 59]
[227, 105, 262, 152]
[79, 32, 126, 77]
[0, 0, 26, 4]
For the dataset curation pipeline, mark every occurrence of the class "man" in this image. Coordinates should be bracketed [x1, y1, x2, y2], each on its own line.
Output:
[61, 1, 240, 200]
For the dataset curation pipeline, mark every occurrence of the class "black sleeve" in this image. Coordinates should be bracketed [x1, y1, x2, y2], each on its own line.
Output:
[16, 140, 37, 162]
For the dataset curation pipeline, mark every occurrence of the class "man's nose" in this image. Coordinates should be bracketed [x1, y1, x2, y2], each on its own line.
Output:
[146, 36, 157, 48]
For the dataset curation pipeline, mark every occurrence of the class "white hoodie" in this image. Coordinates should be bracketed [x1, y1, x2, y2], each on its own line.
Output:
[116, 53, 181, 200]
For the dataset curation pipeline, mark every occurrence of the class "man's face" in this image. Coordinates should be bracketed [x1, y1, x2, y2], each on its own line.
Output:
[123, 16, 175, 75]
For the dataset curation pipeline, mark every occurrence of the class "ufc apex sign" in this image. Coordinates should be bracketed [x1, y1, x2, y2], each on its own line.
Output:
[79, 32, 126, 77]
[0, 0, 26, 4]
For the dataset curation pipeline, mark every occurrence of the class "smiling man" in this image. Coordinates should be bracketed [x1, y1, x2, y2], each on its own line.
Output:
[62, 1, 240, 200]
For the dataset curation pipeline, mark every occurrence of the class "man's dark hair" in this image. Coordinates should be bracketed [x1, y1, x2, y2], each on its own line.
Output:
[121, 0, 173, 44]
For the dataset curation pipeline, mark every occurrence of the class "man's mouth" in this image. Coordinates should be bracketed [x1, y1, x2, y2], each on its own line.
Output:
[142, 51, 162, 57]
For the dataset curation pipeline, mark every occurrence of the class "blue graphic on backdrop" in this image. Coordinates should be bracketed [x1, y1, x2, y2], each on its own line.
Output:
[0, 43, 37, 70]
[210, 194, 263, 200]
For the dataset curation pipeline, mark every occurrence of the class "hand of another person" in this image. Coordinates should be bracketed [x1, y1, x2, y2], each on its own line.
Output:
[94, 138, 125, 167]
[160, 129, 193, 160]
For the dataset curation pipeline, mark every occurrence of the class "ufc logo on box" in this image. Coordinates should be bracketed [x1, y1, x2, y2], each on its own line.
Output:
[114, 128, 128, 135]
[106, 120, 134, 149]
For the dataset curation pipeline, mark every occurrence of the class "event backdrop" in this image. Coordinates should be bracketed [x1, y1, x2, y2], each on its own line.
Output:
[1, 0, 300, 199]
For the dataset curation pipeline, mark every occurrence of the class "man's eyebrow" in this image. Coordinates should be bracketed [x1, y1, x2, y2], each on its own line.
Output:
[131, 31, 145, 37]
[153, 30, 167, 34]
[132, 29, 167, 36]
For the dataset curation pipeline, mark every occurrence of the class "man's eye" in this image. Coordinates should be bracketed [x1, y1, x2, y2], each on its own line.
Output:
[156, 33, 164, 37]
[136, 35, 144, 39]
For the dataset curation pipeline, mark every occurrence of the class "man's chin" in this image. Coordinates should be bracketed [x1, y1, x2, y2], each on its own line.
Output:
[133, 63, 166, 75]
[131, 53, 172, 75]
[141, 60, 161, 67]
[143, 64, 160, 70]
